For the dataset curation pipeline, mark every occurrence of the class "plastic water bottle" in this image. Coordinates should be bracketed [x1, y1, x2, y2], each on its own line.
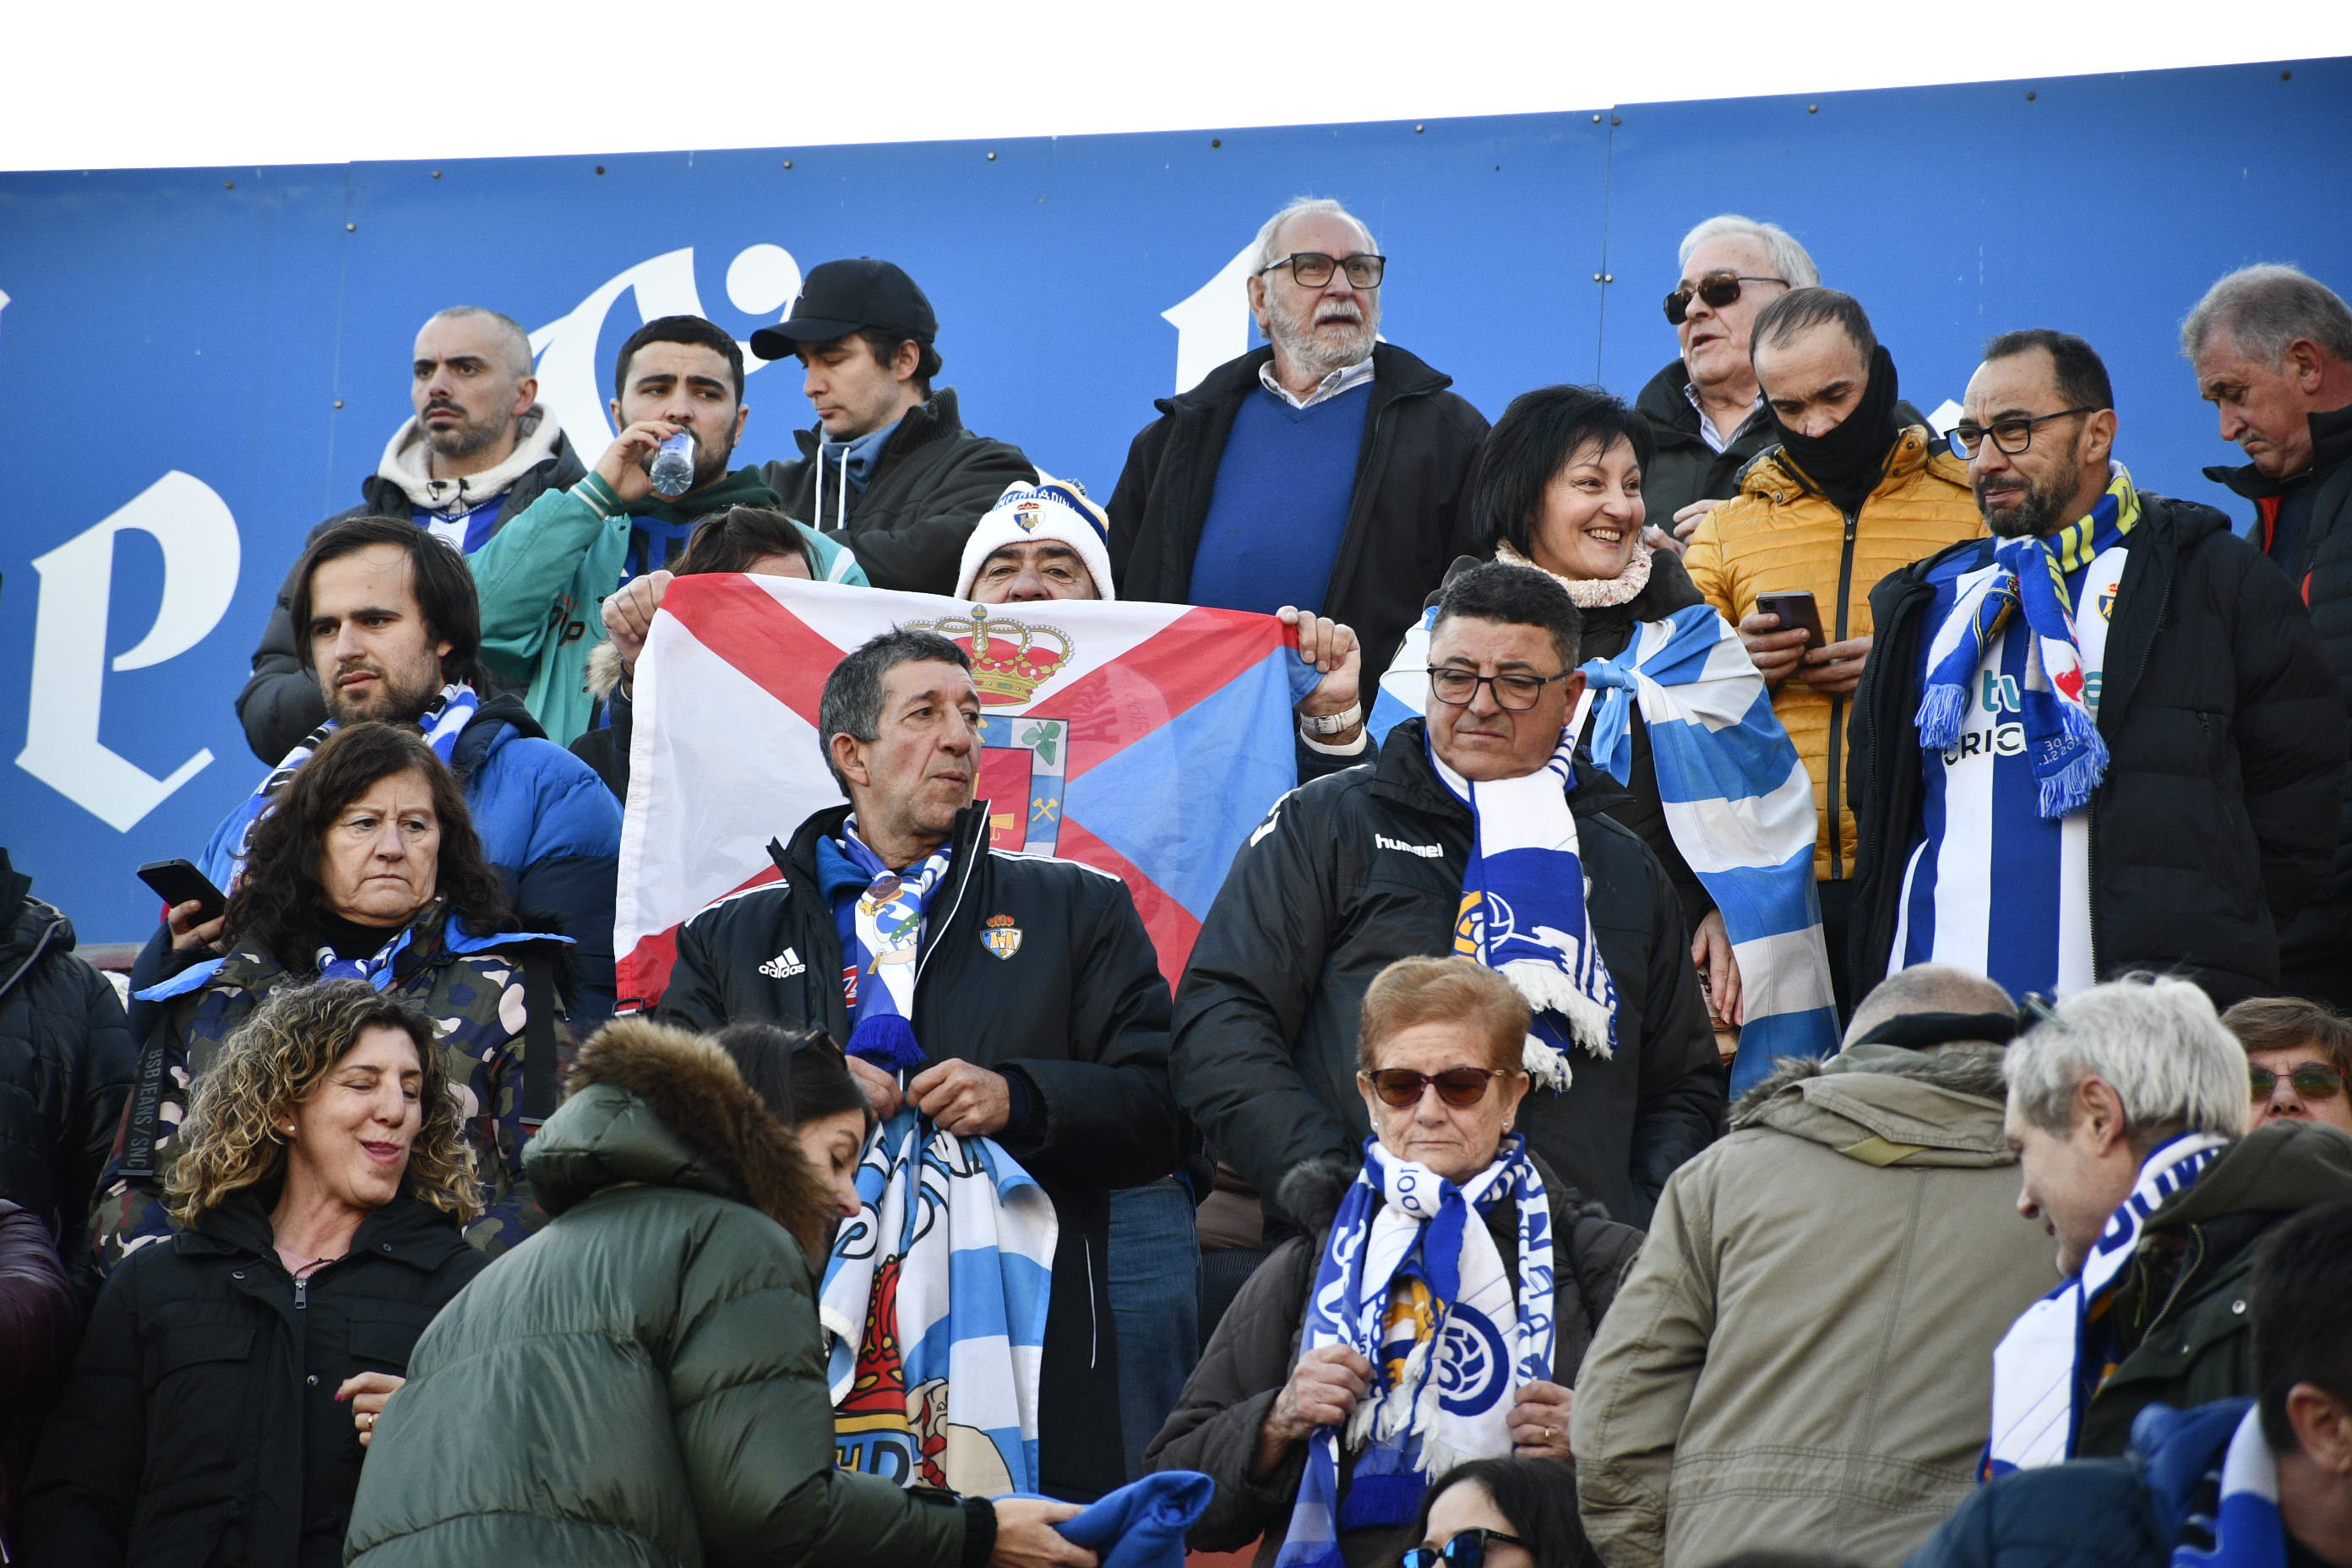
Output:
[648, 429, 695, 498]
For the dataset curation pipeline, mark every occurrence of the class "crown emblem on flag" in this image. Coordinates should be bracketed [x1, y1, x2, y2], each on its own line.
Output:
[906, 604, 1074, 705]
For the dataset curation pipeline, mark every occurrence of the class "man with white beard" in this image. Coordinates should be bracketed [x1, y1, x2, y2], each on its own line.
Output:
[1108, 198, 1489, 683]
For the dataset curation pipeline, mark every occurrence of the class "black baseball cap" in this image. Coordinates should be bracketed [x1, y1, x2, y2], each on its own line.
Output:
[749, 258, 938, 360]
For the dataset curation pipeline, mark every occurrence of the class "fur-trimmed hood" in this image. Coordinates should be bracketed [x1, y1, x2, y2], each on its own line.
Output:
[522, 1017, 835, 1255]
[585, 639, 628, 703]
[1730, 1040, 2014, 1168]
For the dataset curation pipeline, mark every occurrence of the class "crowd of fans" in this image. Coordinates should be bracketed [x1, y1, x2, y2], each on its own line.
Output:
[5, 195, 2352, 1568]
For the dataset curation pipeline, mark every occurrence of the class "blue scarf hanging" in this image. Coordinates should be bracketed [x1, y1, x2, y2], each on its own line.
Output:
[820, 822, 956, 1071]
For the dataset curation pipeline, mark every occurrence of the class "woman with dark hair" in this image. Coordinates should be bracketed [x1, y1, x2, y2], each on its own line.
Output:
[574, 504, 851, 799]
[100, 721, 571, 1265]
[1401, 1457, 1596, 1568]
[710, 1019, 874, 1222]
[21, 982, 490, 1567]
[1379, 384, 1836, 1086]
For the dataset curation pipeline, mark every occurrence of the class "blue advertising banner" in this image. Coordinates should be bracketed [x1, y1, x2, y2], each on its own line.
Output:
[3, 57, 2347, 943]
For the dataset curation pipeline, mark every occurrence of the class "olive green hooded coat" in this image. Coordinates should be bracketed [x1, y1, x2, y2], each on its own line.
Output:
[342, 1020, 976, 1568]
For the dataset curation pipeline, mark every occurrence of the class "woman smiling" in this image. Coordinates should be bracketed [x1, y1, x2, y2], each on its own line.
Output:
[21, 983, 488, 1567]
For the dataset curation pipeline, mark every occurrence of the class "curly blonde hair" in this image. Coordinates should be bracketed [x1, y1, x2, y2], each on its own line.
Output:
[167, 980, 480, 1227]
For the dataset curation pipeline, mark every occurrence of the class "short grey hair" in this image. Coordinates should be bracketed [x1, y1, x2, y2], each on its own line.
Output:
[2005, 975, 2251, 1145]
[1250, 197, 1378, 279]
[2180, 264, 2352, 366]
[1676, 214, 1821, 290]
[425, 306, 535, 380]
[1843, 964, 2015, 1049]
[816, 629, 970, 794]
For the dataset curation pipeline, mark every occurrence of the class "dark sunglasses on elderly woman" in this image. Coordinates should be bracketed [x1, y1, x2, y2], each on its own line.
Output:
[1402, 1527, 1530, 1568]
[1363, 1067, 1505, 1108]
[1663, 270, 1787, 324]
[2251, 1064, 2347, 1099]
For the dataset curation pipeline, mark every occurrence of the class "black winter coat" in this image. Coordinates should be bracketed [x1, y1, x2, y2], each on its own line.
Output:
[1632, 359, 1782, 525]
[1, 1200, 77, 1554]
[1108, 344, 1489, 681]
[1171, 719, 1723, 1229]
[656, 802, 1184, 1501]
[0, 849, 136, 1303]
[1848, 491, 2346, 1005]
[233, 434, 586, 765]
[17, 1190, 487, 1568]
[760, 388, 1037, 594]
[2208, 404, 2352, 988]
[1146, 1153, 1641, 1568]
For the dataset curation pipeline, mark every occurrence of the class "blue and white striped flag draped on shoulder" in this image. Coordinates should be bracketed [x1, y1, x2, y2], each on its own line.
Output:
[2173, 1403, 2291, 1568]
[819, 1106, 1058, 1498]
[1373, 602, 1838, 1091]
[1275, 1135, 1554, 1568]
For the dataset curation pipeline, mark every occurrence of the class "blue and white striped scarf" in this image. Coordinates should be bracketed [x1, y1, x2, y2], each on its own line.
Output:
[1985, 1130, 2229, 1475]
[823, 823, 956, 1071]
[210, 683, 478, 885]
[1275, 1135, 1554, 1568]
[1917, 468, 2141, 819]
[2175, 1404, 2289, 1568]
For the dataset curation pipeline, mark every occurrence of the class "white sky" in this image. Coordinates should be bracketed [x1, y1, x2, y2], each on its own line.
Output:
[8, 1, 2349, 172]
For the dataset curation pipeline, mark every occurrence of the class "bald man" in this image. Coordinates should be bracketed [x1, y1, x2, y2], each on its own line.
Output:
[237, 306, 588, 761]
[1572, 965, 2060, 1568]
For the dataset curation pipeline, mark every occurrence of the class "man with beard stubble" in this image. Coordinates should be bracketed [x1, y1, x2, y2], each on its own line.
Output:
[1848, 329, 2343, 1007]
[1108, 197, 1489, 683]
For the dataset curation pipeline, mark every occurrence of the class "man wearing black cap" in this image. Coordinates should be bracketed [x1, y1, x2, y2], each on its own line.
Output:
[754, 259, 1037, 595]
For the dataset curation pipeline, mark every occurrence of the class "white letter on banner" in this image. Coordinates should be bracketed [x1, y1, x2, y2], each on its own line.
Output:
[16, 471, 241, 831]
[1162, 243, 1259, 395]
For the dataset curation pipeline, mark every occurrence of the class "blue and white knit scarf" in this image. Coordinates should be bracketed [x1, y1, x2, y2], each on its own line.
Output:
[1424, 727, 1614, 1086]
[825, 823, 956, 1071]
[1985, 1130, 2230, 1474]
[1917, 468, 2142, 819]
[2175, 1403, 2290, 1568]
[1275, 1135, 1555, 1568]
[215, 683, 478, 880]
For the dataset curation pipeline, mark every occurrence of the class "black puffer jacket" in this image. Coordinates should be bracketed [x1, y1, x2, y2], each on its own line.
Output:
[1108, 344, 1489, 681]
[1171, 719, 1723, 1229]
[233, 433, 585, 764]
[2207, 404, 2352, 994]
[656, 801, 1184, 1502]
[760, 388, 1037, 594]
[18, 1190, 487, 1568]
[0, 849, 136, 1303]
[1146, 1152, 1641, 1568]
[1848, 490, 2346, 1004]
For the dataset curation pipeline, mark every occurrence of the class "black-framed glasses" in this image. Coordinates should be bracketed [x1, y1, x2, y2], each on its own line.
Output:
[1362, 1067, 1508, 1108]
[1428, 666, 1572, 711]
[1663, 270, 1787, 324]
[1946, 407, 2100, 459]
[1402, 1527, 1530, 1568]
[2251, 1063, 2347, 1100]
[1256, 251, 1386, 289]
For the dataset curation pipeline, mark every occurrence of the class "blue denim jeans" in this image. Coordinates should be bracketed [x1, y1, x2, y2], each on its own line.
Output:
[1107, 1178, 1201, 1479]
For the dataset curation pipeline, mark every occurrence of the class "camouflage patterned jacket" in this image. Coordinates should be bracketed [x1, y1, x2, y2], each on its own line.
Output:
[94, 904, 571, 1271]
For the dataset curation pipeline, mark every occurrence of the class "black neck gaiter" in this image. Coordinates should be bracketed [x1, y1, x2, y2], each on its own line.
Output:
[1774, 344, 1903, 518]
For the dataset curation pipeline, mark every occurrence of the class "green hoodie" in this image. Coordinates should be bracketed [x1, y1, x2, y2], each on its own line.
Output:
[471, 467, 869, 746]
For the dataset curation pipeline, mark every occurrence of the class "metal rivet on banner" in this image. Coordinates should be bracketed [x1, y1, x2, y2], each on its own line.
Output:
[431, 170, 442, 179]
[1807, 104, 1818, 113]
[2025, 91, 2037, 101]
[1211, 139, 1222, 148]
[782, 160, 793, 169]
[2280, 70, 2292, 80]
[986, 151, 996, 161]
[1414, 123, 1424, 133]
[334, 400, 344, 409]
[1610, 116, 1622, 125]
[224, 179, 235, 189]
[595, 165, 606, 175]
[345, 222, 356, 232]
[1603, 273, 1614, 283]
[1592, 113, 1602, 123]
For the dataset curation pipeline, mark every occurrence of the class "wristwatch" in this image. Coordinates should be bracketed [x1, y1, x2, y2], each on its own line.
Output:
[1299, 702, 1364, 737]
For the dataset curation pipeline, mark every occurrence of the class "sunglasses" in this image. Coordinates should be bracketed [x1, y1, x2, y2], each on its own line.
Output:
[1363, 1067, 1506, 1108]
[1402, 1527, 1529, 1568]
[1663, 270, 1787, 325]
[2251, 1064, 2346, 1100]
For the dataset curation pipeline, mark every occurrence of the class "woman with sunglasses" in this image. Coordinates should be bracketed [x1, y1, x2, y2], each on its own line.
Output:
[2223, 996, 2352, 1135]
[1148, 956, 1641, 1568]
[1402, 1457, 1596, 1568]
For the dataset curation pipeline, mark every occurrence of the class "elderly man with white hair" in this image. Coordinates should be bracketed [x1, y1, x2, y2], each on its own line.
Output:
[1985, 974, 2352, 1475]
[1108, 195, 1489, 688]
[2186, 264, 2352, 1009]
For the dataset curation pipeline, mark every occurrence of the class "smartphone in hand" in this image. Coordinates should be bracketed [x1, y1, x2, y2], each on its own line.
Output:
[1753, 591, 1827, 651]
[137, 859, 228, 924]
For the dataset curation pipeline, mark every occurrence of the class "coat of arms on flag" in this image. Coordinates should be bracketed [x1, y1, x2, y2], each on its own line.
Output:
[612, 576, 1320, 1010]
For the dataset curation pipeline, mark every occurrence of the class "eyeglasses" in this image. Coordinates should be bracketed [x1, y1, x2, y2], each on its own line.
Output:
[1363, 1067, 1508, 1108]
[1946, 407, 2100, 459]
[1256, 252, 1386, 289]
[2251, 1063, 2346, 1100]
[1428, 666, 1572, 711]
[1402, 1527, 1530, 1568]
[1663, 270, 1787, 325]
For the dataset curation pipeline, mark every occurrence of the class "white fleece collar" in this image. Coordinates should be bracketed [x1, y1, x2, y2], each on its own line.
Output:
[376, 405, 564, 513]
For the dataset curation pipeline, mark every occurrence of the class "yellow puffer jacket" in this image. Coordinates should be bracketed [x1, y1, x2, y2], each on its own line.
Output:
[1685, 427, 1984, 879]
